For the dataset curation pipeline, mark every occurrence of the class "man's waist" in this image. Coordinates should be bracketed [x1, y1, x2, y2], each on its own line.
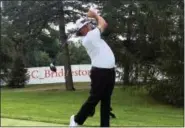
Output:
[91, 62, 115, 69]
[91, 66, 115, 71]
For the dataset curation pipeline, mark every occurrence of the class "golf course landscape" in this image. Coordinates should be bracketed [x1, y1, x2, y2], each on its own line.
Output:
[1, 0, 184, 127]
[1, 83, 184, 127]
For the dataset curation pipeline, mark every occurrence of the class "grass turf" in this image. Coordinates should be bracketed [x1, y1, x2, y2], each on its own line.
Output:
[1, 118, 63, 126]
[1, 83, 184, 127]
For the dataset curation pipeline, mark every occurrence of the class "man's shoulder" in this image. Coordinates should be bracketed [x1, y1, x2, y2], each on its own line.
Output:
[86, 28, 101, 40]
[82, 35, 90, 45]
[86, 29, 95, 37]
[83, 30, 94, 42]
[88, 28, 100, 35]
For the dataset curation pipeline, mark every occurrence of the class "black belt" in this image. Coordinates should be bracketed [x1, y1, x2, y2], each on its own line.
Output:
[91, 66, 115, 71]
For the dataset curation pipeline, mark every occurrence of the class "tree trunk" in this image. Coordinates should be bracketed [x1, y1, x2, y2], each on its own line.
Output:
[63, 43, 75, 90]
[123, 62, 130, 85]
[19, 40, 26, 65]
[123, 8, 132, 85]
[59, 1, 74, 91]
[135, 64, 139, 84]
[143, 66, 149, 83]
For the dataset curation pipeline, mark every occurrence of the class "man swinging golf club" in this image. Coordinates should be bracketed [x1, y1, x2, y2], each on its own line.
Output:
[69, 8, 116, 127]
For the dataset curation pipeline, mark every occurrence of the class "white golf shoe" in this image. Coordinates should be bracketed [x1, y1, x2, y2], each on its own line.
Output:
[69, 115, 78, 127]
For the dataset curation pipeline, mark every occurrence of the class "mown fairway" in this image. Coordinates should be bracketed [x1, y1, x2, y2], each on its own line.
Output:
[1, 84, 184, 127]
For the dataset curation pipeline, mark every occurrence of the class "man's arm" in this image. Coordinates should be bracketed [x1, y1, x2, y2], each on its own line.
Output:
[87, 9, 108, 33]
[94, 15, 108, 33]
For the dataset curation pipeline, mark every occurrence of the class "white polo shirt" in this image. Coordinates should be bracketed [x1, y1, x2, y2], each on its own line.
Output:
[82, 28, 115, 69]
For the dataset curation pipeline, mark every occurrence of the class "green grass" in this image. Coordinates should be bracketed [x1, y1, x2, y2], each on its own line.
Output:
[1, 118, 63, 126]
[1, 83, 184, 127]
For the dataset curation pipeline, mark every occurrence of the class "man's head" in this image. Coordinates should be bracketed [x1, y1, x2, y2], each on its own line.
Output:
[76, 18, 92, 36]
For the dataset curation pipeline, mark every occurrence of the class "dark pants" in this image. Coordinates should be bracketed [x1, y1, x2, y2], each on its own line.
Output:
[89, 106, 116, 119]
[75, 67, 115, 127]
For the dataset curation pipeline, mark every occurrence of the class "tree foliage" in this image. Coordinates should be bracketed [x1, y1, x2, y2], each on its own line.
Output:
[1, 0, 183, 105]
[56, 42, 90, 65]
[7, 55, 29, 88]
[1, 0, 94, 90]
[102, 0, 184, 106]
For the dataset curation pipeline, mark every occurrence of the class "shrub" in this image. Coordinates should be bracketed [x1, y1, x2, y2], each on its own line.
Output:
[7, 56, 29, 88]
[148, 79, 184, 107]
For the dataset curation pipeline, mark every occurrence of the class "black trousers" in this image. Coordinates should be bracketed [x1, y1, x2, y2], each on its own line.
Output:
[75, 67, 115, 127]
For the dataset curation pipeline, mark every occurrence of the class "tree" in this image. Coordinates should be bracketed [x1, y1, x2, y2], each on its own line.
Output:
[2, 1, 91, 90]
[1, 6, 14, 81]
[56, 43, 90, 65]
[7, 55, 29, 88]
[69, 43, 90, 64]
[102, 0, 171, 85]
[102, 1, 146, 85]
[35, 51, 51, 66]
[58, 1, 73, 90]
[147, 0, 184, 106]
[102, 0, 184, 106]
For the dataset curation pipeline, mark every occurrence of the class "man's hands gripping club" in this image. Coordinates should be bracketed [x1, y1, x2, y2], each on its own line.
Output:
[87, 8, 108, 33]
[50, 63, 57, 72]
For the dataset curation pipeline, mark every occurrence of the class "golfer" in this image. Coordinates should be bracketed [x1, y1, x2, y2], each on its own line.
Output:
[69, 8, 116, 127]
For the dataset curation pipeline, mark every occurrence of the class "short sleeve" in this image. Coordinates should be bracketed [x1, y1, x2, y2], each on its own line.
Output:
[87, 27, 101, 41]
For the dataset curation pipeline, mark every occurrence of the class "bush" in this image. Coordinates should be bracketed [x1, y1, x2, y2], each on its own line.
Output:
[7, 56, 29, 88]
[35, 51, 51, 66]
[148, 79, 184, 107]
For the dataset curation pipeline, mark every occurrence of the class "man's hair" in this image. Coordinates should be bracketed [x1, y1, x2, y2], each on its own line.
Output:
[76, 24, 89, 36]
